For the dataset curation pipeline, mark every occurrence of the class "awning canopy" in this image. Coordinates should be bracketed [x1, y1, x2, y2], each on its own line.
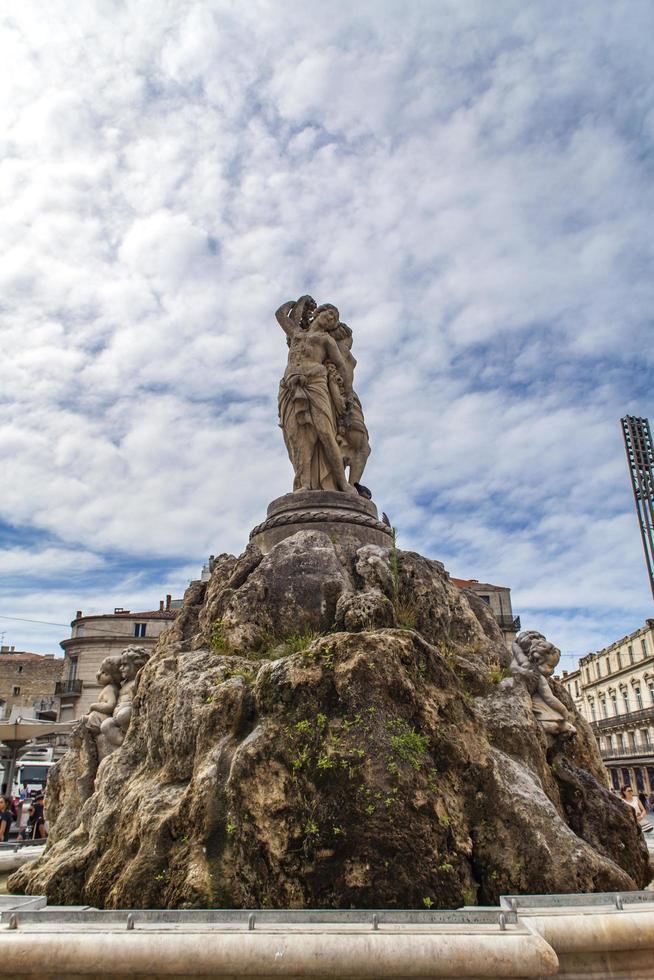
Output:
[0, 717, 76, 748]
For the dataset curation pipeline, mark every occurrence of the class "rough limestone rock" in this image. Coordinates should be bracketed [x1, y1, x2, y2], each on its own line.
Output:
[11, 531, 650, 908]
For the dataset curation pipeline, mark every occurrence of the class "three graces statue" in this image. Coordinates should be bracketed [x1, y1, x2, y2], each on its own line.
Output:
[276, 295, 370, 494]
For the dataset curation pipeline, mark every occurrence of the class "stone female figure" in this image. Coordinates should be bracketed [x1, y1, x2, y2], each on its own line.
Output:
[276, 297, 357, 494]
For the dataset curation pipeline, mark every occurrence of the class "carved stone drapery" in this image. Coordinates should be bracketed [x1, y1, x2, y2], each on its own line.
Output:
[275, 296, 371, 495]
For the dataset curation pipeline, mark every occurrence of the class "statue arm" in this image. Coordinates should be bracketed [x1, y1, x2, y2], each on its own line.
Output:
[536, 676, 570, 718]
[275, 301, 296, 338]
[87, 688, 117, 714]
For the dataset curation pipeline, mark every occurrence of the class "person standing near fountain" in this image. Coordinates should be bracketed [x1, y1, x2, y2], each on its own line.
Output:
[0, 796, 12, 842]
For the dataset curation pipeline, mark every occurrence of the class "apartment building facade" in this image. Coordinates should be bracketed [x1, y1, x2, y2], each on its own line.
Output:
[561, 620, 654, 795]
[451, 578, 521, 646]
[58, 597, 180, 721]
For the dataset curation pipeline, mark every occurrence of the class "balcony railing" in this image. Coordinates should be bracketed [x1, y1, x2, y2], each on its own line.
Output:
[496, 615, 521, 632]
[54, 679, 82, 696]
[590, 704, 654, 730]
[600, 744, 654, 761]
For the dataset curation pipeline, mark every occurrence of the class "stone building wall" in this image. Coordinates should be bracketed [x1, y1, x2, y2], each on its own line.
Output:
[0, 647, 64, 721]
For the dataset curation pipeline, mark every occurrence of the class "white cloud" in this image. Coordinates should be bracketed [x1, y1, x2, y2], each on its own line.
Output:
[0, 0, 653, 660]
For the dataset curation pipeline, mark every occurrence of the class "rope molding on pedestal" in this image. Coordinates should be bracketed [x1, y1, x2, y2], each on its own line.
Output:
[250, 509, 393, 539]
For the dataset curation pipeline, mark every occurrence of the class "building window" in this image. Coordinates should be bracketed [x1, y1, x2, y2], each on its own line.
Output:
[629, 731, 637, 750]
[611, 695, 618, 715]
[596, 661, 602, 679]
[479, 595, 490, 604]
[623, 690, 630, 713]
[17, 665, 23, 674]
[600, 699, 607, 718]
[635, 687, 644, 710]
[574, 681, 580, 697]
[640, 729, 651, 750]
[12, 686, 20, 696]
[134, 623, 147, 638]
[616, 650, 622, 669]
[606, 734, 613, 750]
[590, 701, 596, 720]
[617, 733, 625, 751]
[642, 638, 648, 658]
[649, 682, 654, 704]
[628, 645, 634, 663]
[69, 659, 78, 682]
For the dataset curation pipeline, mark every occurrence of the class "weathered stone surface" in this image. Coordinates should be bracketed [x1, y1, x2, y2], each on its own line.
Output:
[10, 534, 650, 907]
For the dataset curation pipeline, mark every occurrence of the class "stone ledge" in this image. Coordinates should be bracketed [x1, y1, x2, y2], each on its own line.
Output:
[250, 490, 393, 554]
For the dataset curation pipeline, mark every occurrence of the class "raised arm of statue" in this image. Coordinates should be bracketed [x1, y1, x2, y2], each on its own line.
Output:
[275, 301, 296, 338]
[275, 295, 316, 338]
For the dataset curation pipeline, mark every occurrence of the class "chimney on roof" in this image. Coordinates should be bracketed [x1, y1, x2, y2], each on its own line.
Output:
[159, 600, 164, 612]
[76, 610, 82, 619]
[44, 654, 54, 659]
[166, 594, 172, 611]
[562, 670, 568, 677]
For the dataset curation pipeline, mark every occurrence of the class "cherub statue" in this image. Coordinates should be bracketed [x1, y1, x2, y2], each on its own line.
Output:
[510, 631, 576, 737]
[82, 657, 122, 735]
[100, 646, 149, 748]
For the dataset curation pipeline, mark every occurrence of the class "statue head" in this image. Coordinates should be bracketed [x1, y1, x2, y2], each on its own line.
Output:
[97, 656, 122, 686]
[515, 631, 560, 676]
[310, 303, 340, 331]
[119, 645, 149, 682]
[328, 320, 353, 345]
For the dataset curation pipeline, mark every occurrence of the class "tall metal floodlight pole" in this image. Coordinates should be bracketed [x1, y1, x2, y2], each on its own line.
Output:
[621, 416, 654, 601]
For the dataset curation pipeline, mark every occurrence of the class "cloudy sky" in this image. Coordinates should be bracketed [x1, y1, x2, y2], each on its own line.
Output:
[1, 1, 653, 666]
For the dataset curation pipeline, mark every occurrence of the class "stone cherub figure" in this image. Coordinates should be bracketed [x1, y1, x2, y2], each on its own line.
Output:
[100, 646, 149, 748]
[275, 295, 370, 493]
[82, 656, 122, 735]
[510, 630, 576, 737]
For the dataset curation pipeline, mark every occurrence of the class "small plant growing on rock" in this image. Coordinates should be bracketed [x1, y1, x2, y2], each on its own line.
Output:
[488, 659, 511, 684]
[388, 717, 429, 771]
[422, 896, 434, 909]
[211, 620, 228, 652]
[283, 631, 321, 655]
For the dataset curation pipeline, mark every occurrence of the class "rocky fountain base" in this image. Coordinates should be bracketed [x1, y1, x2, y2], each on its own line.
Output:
[9, 530, 650, 908]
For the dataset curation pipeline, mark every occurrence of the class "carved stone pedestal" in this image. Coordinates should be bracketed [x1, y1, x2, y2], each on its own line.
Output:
[249, 490, 393, 554]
